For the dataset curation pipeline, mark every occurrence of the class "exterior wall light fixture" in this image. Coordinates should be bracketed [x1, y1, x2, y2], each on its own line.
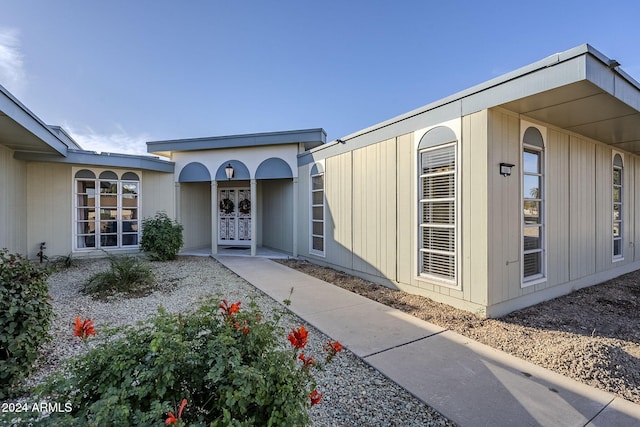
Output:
[499, 162, 514, 177]
[225, 163, 234, 180]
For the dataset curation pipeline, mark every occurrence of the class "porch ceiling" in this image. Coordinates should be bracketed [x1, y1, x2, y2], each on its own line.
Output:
[500, 80, 640, 154]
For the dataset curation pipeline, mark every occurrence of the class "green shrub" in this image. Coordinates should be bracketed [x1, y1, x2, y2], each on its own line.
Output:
[0, 250, 53, 399]
[140, 212, 184, 261]
[83, 254, 155, 299]
[38, 299, 339, 426]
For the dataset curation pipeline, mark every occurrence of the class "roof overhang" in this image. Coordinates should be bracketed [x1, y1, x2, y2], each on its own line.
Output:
[300, 44, 640, 165]
[147, 128, 327, 157]
[0, 85, 69, 156]
[14, 149, 174, 173]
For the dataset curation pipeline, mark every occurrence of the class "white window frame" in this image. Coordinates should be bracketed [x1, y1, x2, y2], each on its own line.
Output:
[418, 142, 457, 286]
[521, 124, 546, 286]
[612, 152, 624, 261]
[309, 166, 325, 257]
[73, 168, 141, 252]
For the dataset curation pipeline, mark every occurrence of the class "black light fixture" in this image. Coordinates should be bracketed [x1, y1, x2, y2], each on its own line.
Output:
[499, 162, 514, 177]
[225, 163, 234, 180]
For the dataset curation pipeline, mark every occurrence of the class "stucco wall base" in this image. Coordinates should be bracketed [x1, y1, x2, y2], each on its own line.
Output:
[485, 261, 640, 318]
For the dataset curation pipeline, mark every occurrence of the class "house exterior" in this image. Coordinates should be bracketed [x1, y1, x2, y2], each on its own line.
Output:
[2, 44, 639, 317]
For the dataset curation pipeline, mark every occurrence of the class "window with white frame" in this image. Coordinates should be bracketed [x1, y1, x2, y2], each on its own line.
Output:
[310, 166, 325, 255]
[613, 153, 623, 259]
[419, 142, 456, 282]
[522, 127, 545, 282]
[74, 169, 140, 250]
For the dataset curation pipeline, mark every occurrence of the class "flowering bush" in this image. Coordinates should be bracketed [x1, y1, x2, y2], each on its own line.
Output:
[38, 297, 341, 426]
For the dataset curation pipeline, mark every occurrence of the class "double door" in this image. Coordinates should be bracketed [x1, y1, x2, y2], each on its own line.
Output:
[218, 188, 251, 244]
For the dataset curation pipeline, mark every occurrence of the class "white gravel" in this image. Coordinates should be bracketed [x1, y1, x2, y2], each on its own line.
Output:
[13, 256, 454, 427]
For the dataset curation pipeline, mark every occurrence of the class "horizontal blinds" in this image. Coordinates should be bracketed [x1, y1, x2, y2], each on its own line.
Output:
[419, 144, 455, 282]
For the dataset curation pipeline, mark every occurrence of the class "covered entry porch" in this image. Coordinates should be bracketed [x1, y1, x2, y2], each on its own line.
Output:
[176, 159, 299, 257]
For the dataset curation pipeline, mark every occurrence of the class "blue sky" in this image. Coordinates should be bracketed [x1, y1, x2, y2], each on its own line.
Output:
[2, 1, 640, 155]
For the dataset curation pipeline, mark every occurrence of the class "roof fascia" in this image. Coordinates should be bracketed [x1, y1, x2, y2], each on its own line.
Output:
[0, 84, 69, 156]
[14, 149, 174, 173]
[147, 128, 326, 154]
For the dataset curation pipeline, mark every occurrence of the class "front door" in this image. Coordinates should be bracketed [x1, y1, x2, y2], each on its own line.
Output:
[218, 188, 251, 244]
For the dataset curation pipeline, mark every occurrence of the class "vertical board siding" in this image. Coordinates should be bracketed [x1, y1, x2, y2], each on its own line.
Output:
[261, 179, 293, 253]
[487, 110, 520, 303]
[462, 111, 489, 305]
[396, 134, 413, 285]
[595, 145, 612, 271]
[569, 136, 597, 280]
[180, 182, 212, 249]
[0, 145, 27, 254]
[351, 139, 397, 279]
[325, 153, 353, 268]
[546, 129, 570, 287]
[142, 171, 175, 219]
[26, 162, 72, 258]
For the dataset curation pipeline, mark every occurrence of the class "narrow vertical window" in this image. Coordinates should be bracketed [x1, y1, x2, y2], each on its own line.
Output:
[522, 127, 545, 282]
[419, 143, 456, 282]
[310, 165, 325, 255]
[613, 154, 623, 259]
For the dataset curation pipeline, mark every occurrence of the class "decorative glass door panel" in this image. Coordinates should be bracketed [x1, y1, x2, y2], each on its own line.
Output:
[219, 188, 251, 244]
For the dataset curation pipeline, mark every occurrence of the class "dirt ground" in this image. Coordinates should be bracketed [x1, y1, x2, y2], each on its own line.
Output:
[277, 259, 640, 404]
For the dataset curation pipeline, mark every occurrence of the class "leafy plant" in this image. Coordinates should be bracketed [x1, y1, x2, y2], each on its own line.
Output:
[47, 253, 75, 272]
[38, 298, 341, 426]
[140, 211, 184, 261]
[83, 253, 155, 299]
[0, 250, 53, 399]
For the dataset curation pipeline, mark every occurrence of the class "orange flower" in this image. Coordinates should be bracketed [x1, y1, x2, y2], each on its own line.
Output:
[234, 319, 251, 334]
[166, 398, 187, 425]
[219, 300, 241, 316]
[73, 317, 96, 340]
[309, 389, 323, 406]
[323, 340, 343, 362]
[287, 325, 308, 349]
[298, 352, 316, 369]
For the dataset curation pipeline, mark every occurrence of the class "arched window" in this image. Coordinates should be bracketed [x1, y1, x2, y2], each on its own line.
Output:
[522, 127, 545, 282]
[74, 169, 140, 250]
[613, 153, 623, 259]
[418, 126, 457, 284]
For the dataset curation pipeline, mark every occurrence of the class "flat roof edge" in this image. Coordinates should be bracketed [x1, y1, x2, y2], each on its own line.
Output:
[14, 149, 175, 172]
[147, 128, 327, 153]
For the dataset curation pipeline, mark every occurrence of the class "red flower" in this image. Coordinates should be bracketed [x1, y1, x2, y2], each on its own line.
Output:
[287, 326, 308, 349]
[234, 319, 250, 334]
[323, 340, 343, 362]
[298, 352, 316, 369]
[166, 398, 187, 425]
[219, 300, 241, 316]
[73, 317, 96, 340]
[309, 389, 323, 406]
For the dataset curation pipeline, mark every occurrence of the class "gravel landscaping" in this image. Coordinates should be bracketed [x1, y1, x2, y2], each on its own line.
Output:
[5, 256, 454, 427]
[278, 259, 640, 405]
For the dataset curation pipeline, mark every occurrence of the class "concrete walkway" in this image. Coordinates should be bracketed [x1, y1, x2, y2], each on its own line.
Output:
[214, 256, 640, 427]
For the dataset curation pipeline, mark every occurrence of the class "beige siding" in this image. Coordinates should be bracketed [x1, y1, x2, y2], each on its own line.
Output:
[351, 139, 397, 279]
[180, 182, 211, 249]
[26, 162, 72, 258]
[142, 171, 175, 219]
[569, 136, 597, 280]
[463, 111, 489, 306]
[546, 129, 570, 286]
[396, 133, 413, 285]
[0, 145, 27, 254]
[325, 152, 353, 268]
[261, 179, 293, 253]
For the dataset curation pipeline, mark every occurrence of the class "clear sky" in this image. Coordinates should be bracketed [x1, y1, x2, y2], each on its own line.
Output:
[1, 1, 640, 155]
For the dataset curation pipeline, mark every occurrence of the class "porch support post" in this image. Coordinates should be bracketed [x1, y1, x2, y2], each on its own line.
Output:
[175, 182, 181, 224]
[292, 177, 298, 257]
[250, 179, 257, 256]
[211, 180, 218, 255]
